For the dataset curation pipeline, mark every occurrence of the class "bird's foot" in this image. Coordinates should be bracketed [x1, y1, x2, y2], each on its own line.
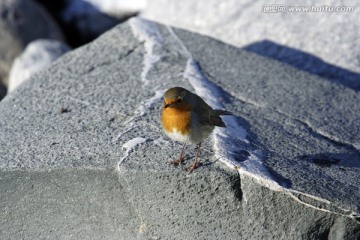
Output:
[186, 161, 200, 173]
[169, 156, 186, 166]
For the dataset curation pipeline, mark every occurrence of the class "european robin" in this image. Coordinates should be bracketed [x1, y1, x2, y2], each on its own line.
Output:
[161, 87, 232, 173]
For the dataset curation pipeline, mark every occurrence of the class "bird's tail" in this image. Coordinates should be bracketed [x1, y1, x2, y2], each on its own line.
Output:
[214, 110, 233, 116]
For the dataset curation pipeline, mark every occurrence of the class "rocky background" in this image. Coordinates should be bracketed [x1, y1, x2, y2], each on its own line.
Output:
[0, 0, 143, 98]
[1, 0, 360, 239]
[1, 0, 359, 100]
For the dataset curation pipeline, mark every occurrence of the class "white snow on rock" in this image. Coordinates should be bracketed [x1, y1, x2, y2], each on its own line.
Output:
[119, 137, 148, 164]
[123, 137, 148, 151]
[137, 89, 165, 116]
[113, 89, 164, 143]
[113, 124, 139, 143]
[8, 39, 70, 92]
[129, 18, 163, 84]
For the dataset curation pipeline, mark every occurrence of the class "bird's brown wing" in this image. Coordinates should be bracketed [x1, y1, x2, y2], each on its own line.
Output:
[193, 95, 232, 128]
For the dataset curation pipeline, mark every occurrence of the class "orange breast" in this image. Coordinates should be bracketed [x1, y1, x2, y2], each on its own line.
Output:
[162, 107, 191, 134]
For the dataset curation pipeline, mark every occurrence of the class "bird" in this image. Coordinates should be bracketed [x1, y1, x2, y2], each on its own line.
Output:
[161, 87, 232, 173]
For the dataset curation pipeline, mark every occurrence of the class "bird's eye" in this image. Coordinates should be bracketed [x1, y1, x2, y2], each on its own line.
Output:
[176, 99, 182, 104]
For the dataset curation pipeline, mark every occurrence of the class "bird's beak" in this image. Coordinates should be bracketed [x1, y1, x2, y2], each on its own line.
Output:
[164, 103, 172, 108]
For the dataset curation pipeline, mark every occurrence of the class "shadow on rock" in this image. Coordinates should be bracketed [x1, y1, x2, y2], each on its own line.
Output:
[244, 40, 360, 91]
[296, 152, 360, 169]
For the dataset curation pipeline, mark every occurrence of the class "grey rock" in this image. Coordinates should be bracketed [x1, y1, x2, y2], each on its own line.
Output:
[8, 39, 71, 92]
[0, 170, 140, 239]
[0, 18, 359, 239]
[0, 0, 64, 87]
[141, 0, 360, 89]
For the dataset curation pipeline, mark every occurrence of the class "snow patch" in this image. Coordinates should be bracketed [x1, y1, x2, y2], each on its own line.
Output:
[119, 137, 148, 164]
[137, 89, 165, 117]
[123, 137, 147, 150]
[112, 123, 138, 143]
[129, 18, 163, 84]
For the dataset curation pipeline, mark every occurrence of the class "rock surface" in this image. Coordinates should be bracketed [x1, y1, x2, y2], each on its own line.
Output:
[8, 39, 71, 92]
[1, 170, 140, 239]
[141, 0, 360, 90]
[0, 0, 64, 88]
[0, 18, 359, 239]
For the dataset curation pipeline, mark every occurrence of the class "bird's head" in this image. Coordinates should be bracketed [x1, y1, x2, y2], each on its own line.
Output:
[163, 87, 192, 111]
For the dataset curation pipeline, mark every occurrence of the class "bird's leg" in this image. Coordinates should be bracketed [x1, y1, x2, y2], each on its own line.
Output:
[170, 143, 187, 166]
[187, 143, 201, 173]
